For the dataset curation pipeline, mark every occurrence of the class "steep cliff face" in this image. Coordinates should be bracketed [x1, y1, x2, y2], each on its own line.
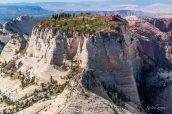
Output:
[149, 18, 172, 32]
[6, 22, 144, 114]
[2, 14, 172, 114]
[0, 15, 145, 114]
[129, 20, 172, 68]
[128, 18, 172, 114]
[19, 25, 141, 105]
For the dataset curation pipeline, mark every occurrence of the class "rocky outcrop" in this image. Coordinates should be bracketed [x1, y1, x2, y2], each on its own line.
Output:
[3, 20, 145, 113]
[0, 15, 36, 57]
[20, 25, 141, 104]
[0, 15, 149, 114]
[0, 33, 26, 63]
[3, 16, 38, 35]
[0, 34, 12, 53]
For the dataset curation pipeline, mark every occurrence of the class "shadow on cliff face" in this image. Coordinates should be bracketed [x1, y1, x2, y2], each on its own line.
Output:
[81, 69, 129, 108]
[139, 37, 172, 69]
[81, 31, 141, 107]
[81, 71, 97, 91]
[0, 41, 5, 54]
[138, 38, 172, 114]
[81, 32, 123, 102]
[140, 64, 170, 114]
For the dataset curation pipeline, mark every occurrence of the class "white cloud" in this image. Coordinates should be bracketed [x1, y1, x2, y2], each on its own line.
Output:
[108, 3, 172, 14]
[109, 4, 138, 10]
[142, 3, 172, 13]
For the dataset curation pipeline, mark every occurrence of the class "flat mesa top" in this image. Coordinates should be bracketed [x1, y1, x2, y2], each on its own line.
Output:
[39, 14, 127, 34]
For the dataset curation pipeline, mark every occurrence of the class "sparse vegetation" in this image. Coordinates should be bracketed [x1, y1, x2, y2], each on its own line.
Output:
[110, 92, 124, 106]
[102, 83, 129, 107]
[0, 59, 17, 78]
[65, 65, 84, 80]
[39, 14, 125, 36]
[15, 46, 25, 55]
[0, 55, 68, 113]
[0, 13, 131, 113]
[0, 76, 67, 113]
[20, 75, 36, 88]
[17, 61, 23, 68]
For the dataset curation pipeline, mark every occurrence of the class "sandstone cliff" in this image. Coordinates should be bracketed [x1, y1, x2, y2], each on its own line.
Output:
[23, 24, 141, 103]
[14, 25, 142, 113]
[0, 15, 144, 114]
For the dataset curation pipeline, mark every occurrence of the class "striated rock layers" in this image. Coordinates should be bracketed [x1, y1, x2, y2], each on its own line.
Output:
[26, 25, 141, 103]
[149, 18, 172, 32]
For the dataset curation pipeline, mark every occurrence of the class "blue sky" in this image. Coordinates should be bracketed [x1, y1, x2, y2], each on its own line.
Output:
[0, 0, 171, 5]
[0, 0, 172, 13]
[0, 0, 110, 3]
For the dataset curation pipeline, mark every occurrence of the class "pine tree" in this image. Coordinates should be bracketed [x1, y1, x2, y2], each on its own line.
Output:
[50, 76, 53, 83]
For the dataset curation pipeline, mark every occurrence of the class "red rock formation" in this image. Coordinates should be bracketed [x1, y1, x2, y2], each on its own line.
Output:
[109, 14, 123, 22]
[149, 18, 172, 32]
[129, 19, 172, 68]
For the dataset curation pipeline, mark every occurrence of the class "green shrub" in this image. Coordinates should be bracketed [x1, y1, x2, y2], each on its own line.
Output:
[39, 14, 125, 36]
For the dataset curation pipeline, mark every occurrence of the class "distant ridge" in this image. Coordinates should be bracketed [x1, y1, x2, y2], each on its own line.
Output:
[0, 5, 53, 24]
